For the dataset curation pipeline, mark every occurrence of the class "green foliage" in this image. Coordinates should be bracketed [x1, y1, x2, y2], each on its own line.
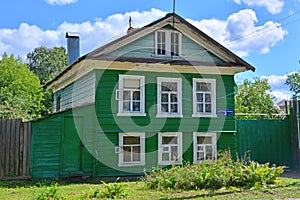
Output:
[27, 46, 68, 115]
[235, 78, 280, 119]
[33, 183, 65, 200]
[143, 151, 284, 191]
[99, 178, 128, 199]
[27, 46, 68, 85]
[83, 178, 128, 199]
[0, 53, 44, 120]
[285, 72, 300, 98]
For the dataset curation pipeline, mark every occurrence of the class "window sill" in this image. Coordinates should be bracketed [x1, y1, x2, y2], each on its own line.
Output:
[151, 54, 182, 58]
[192, 113, 217, 118]
[156, 114, 183, 118]
[117, 112, 146, 117]
[158, 161, 182, 166]
[118, 162, 145, 167]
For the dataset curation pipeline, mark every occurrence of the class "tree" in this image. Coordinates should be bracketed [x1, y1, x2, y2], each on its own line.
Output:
[0, 53, 44, 120]
[27, 46, 68, 115]
[285, 72, 300, 98]
[235, 78, 279, 117]
[27, 46, 68, 84]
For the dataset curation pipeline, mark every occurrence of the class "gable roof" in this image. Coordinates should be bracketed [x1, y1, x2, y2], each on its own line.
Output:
[45, 13, 255, 89]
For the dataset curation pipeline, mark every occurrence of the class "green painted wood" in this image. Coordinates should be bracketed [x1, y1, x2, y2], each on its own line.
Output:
[108, 28, 224, 63]
[61, 116, 83, 174]
[237, 118, 293, 167]
[53, 72, 95, 112]
[95, 70, 235, 133]
[30, 115, 62, 178]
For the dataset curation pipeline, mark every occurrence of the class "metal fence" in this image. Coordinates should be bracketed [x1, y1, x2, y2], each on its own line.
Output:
[237, 116, 294, 167]
[0, 119, 31, 179]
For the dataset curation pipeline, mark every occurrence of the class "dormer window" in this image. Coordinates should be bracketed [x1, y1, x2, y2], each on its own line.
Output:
[155, 30, 182, 56]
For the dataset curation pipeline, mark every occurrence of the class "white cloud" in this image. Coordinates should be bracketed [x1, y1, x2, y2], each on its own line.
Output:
[45, 0, 77, 6]
[187, 9, 287, 57]
[0, 8, 287, 61]
[0, 8, 166, 60]
[233, 0, 284, 14]
[261, 74, 293, 101]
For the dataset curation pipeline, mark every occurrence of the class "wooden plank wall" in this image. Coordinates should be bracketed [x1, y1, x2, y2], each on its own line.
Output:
[0, 119, 31, 178]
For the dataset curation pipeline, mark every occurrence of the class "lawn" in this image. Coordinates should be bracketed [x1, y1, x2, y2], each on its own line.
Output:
[0, 177, 300, 200]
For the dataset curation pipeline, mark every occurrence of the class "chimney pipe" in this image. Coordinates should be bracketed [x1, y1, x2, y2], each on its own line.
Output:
[66, 32, 80, 66]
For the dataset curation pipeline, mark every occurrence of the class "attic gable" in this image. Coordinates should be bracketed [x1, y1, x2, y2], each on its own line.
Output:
[45, 13, 255, 90]
[87, 13, 255, 72]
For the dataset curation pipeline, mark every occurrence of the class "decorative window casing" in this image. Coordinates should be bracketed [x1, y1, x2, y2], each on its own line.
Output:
[192, 78, 217, 117]
[117, 75, 145, 116]
[158, 132, 182, 165]
[117, 132, 145, 166]
[155, 30, 182, 56]
[157, 77, 182, 118]
[193, 132, 217, 162]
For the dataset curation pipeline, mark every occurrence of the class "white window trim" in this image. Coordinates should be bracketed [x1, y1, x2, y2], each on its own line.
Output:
[192, 78, 217, 118]
[156, 77, 183, 118]
[155, 30, 182, 57]
[117, 132, 145, 167]
[158, 132, 182, 165]
[117, 75, 146, 116]
[193, 132, 217, 163]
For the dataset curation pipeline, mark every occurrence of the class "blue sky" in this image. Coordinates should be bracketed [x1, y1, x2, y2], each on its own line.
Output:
[1, 0, 300, 101]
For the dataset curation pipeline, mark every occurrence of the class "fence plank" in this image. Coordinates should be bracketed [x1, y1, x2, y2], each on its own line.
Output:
[0, 119, 31, 178]
[0, 120, 4, 176]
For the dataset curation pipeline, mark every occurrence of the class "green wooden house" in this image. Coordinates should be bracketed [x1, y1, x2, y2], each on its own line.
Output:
[30, 13, 255, 178]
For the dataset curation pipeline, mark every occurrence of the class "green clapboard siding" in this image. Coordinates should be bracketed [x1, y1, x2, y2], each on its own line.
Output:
[31, 68, 237, 178]
[31, 106, 96, 179]
[95, 69, 235, 133]
[108, 27, 224, 63]
[237, 117, 293, 167]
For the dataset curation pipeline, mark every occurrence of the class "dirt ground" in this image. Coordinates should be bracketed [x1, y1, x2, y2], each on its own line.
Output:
[281, 169, 300, 179]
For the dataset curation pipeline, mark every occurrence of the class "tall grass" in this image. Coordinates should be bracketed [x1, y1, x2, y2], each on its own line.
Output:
[143, 151, 284, 191]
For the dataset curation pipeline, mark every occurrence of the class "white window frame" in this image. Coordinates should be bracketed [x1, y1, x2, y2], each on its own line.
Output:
[156, 77, 182, 118]
[192, 78, 217, 118]
[117, 132, 145, 167]
[117, 75, 146, 116]
[193, 132, 217, 163]
[158, 132, 182, 165]
[155, 30, 182, 57]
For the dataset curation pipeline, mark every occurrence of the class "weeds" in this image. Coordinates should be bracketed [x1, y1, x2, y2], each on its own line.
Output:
[143, 151, 284, 191]
[83, 178, 128, 199]
[32, 183, 65, 200]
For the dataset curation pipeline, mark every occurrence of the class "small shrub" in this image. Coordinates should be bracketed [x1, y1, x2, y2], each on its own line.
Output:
[143, 151, 284, 191]
[32, 183, 64, 200]
[99, 178, 128, 199]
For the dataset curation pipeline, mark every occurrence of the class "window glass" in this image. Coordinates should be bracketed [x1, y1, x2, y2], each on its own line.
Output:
[118, 75, 145, 115]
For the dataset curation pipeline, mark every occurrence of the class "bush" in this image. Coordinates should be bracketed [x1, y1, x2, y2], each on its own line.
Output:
[99, 180, 127, 199]
[33, 183, 64, 200]
[143, 151, 284, 191]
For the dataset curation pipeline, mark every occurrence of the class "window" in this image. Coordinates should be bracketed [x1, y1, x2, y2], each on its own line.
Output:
[193, 133, 217, 162]
[117, 133, 145, 166]
[192, 78, 216, 117]
[155, 30, 182, 56]
[158, 132, 182, 165]
[117, 75, 145, 116]
[157, 77, 182, 118]
[56, 95, 61, 112]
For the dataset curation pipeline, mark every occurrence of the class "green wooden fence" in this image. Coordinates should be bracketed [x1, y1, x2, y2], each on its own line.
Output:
[237, 117, 293, 167]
